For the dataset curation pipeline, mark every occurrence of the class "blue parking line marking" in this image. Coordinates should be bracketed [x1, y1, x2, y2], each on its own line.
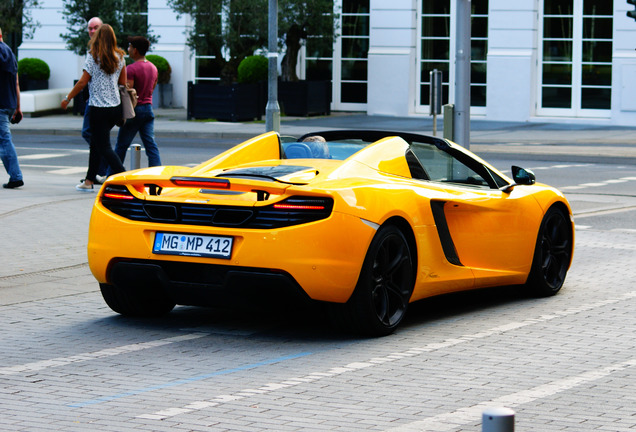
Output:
[68, 351, 312, 408]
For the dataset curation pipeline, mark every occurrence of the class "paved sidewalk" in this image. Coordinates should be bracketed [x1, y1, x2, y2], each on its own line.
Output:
[10, 108, 636, 161]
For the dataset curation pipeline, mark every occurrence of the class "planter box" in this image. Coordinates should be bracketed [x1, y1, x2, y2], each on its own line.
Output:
[187, 81, 263, 121]
[153, 83, 173, 108]
[279, 80, 331, 117]
[19, 78, 48, 92]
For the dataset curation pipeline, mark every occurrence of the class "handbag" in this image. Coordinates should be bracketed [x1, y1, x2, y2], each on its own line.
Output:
[118, 84, 138, 126]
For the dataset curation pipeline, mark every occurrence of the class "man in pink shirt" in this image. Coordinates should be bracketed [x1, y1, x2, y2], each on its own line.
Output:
[113, 36, 162, 169]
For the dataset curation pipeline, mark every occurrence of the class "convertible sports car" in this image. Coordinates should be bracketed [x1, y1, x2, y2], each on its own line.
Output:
[88, 130, 574, 336]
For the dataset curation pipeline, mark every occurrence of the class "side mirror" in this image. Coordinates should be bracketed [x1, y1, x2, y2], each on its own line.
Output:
[511, 165, 536, 185]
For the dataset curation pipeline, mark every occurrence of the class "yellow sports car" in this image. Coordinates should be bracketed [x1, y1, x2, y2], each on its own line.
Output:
[88, 130, 574, 336]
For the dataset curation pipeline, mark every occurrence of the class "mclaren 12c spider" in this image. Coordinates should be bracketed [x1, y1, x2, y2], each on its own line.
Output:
[88, 130, 574, 336]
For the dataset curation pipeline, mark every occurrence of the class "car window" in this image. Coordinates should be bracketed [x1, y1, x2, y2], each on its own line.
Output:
[409, 142, 491, 188]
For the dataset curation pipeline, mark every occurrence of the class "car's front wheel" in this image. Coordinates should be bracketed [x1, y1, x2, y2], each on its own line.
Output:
[100, 283, 176, 317]
[526, 206, 573, 297]
[345, 225, 414, 336]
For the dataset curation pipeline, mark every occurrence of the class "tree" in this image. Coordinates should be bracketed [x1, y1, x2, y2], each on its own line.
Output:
[0, 0, 41, 55]
[279, 0, 338, 82]
[167, 0, 338, 84]
[60, 0, 158, 55]
[168, 0, 267, 84]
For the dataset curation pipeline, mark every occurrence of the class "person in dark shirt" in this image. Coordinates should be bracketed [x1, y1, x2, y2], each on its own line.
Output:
[0, 27, 24, 189]
[112, 36, 162, 170]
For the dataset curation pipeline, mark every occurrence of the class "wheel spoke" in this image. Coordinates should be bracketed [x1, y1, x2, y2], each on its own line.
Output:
[372, 282, 390, 324]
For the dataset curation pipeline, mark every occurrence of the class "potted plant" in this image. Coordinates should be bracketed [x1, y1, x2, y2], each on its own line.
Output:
[146, 54, 172, 108]
[17, 58, 50, 91]
[187, 55, 267, 121]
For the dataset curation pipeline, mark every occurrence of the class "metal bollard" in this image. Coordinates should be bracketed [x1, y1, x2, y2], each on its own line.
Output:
[130, 144, 142, 170]
[482, 407, 515, 432]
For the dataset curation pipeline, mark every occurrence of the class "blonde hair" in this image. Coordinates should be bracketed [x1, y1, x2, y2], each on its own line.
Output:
[88, 24, 125, 75]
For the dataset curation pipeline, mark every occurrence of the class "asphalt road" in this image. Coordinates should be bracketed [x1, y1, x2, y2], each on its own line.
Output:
[1, 136, 636, 431]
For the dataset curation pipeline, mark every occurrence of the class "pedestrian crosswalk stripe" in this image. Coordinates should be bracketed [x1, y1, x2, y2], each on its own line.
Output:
[19, 153, 71, 160]
[47, 167, 87, 175]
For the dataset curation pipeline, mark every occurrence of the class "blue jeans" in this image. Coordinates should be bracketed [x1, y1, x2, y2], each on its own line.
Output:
[0, 108, 23, 182]
[113, 104, 162, 171]
[82, 105, 108, 176]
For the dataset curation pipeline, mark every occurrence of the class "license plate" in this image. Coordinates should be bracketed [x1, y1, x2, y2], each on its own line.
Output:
[153, 232, 233, 259]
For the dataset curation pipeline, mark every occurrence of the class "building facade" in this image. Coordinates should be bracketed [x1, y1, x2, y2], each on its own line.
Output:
[19, 0, 636, 125]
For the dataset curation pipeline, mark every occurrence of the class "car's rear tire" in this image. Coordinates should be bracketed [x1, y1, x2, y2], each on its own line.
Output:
[525, 206, 573, 297]
[344, 225, 414, 336]
[100, 283, 176, 317]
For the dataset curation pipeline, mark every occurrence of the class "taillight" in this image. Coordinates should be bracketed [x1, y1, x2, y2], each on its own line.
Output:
[268, 197, 333, 214]
[102, 185, 135, 200]
[273, 203, 326, 210]
[171, 176, 230, 189]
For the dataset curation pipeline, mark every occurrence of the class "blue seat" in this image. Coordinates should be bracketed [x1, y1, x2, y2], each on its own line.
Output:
[285, 143, 313, 159]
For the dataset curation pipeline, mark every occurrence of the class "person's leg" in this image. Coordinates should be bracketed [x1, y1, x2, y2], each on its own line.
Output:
[99, 105, 126, 175]
[85, 107, 109, 183]
[81, 105, 91, 144]
[137, 105, 162, 166]
[0, 108, 23, 182]
[82, 104, 108, 177]
[114, 115, 140, 166]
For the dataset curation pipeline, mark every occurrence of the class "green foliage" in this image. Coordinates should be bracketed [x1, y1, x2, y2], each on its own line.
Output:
[278, 0, 339, 81]
[167, 0, 338, 83]
[168, 0, 267, 84]
[237, 55, 268, 84]
[0, 0, 41, 55]
[60, 0, 159, 55]
[17, 57, 50, 80]
[146, 54, 172, 84]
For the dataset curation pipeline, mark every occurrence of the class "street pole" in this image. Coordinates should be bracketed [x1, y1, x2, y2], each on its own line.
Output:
[454, 0, 471, 149]
[265, 0, 281, 133]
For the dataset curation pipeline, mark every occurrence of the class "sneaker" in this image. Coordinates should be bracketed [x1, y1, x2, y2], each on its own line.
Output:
[76, 181, 95, 192]
[95, 175, 107, 184]
[3, 180, 24, 189]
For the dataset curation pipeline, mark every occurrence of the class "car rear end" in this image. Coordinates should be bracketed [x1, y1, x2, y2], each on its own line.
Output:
[87, 167, 377, 306]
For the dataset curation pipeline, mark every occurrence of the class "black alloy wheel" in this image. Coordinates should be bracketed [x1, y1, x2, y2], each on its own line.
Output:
[526, 207, 573, 296]
[348, 225, 414, 336]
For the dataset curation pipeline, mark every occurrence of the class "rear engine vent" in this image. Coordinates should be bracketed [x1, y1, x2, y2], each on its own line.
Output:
[144, 204, 178, 222]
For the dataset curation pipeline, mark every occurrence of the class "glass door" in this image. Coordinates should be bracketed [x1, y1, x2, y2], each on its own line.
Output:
[332, 0, 369, 110]
[416, 0, 488, 114]
[538, 0, 613, 117]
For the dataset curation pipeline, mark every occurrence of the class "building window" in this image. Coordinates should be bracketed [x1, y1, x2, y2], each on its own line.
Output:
[471, 0, 488, 107]
[340, 0, 369, 103]
[540, 0, 612, 112]
[419, 0, 488, 110]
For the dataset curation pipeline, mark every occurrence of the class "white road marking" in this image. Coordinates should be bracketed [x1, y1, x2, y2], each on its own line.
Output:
[384, 358, 636, 432]
[137, 291, 636, 421]
[19, 153, 71, 160]
[561, 175, 636, 191]
[47, 167, 88, 175]
[0, 332, 209, 376]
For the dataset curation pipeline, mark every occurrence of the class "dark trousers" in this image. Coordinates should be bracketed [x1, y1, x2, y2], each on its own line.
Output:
[86, 105, 126, 182]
